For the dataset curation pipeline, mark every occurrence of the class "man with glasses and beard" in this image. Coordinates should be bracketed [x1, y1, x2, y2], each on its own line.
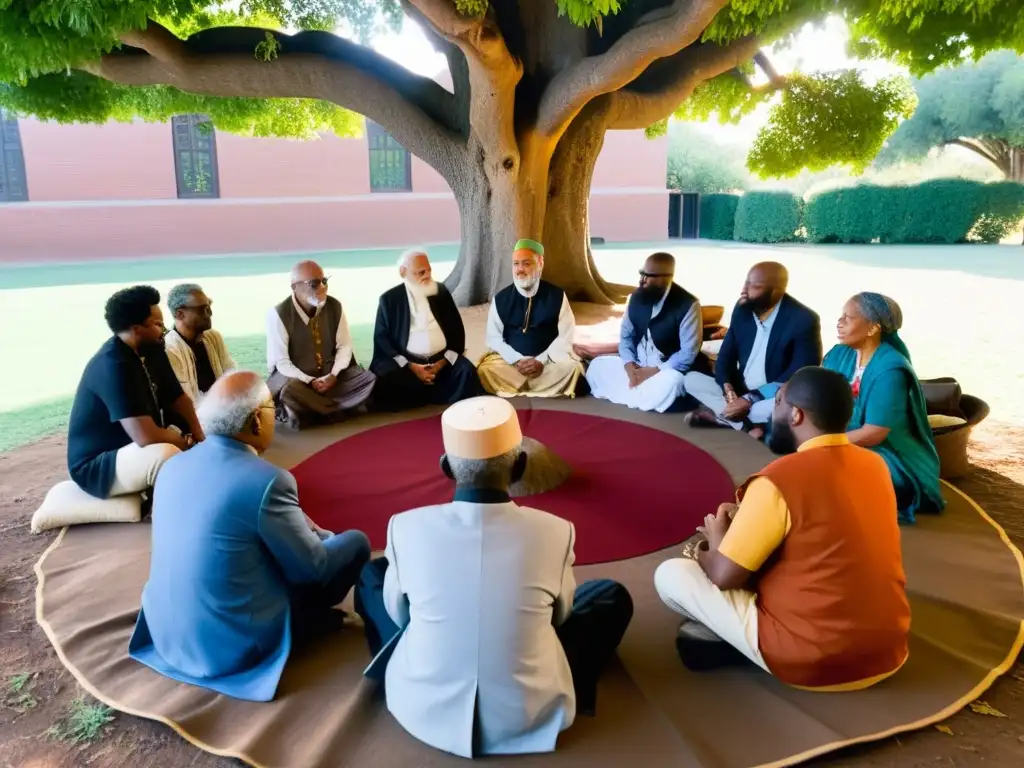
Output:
[370, 249, 483, 411]
[586, 252, 705, 412]
[654, 367, 910, 689]
[266, 260, 376, 429]
[164, 283, 236, 404]
[67, 285, 204, 500]
[477, 239, 586, 398]
[684, 262, 821, 439]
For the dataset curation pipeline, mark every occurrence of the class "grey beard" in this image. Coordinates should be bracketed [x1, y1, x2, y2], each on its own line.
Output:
[513, 274, 539, 294]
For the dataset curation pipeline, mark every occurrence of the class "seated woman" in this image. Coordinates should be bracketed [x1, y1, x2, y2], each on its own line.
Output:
[823, 292, 944, 523]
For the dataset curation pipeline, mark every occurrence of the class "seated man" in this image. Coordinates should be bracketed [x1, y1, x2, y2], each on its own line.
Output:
[586, 252, 704, 413]
[67, 285, 203, 500]
[129, 371, 371, 702]
[370, 249, 483, 410]
[354, 396, 633, 758]
[266, 260, 376, 428]
[654, 367, 910, 690]
[477, 239, 585, 398]
[684, 262, 821, 437]
[164, 283, 236, 403]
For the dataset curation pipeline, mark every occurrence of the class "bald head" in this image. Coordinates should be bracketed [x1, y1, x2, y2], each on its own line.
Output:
[198, 371, 275, 452]
[290, 260, 323, 283]
[739, 261, 789, 314]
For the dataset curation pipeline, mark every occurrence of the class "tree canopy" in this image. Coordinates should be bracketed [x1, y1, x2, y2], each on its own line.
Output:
[2, 0, 1022, 302]
[878, 49, 1024, 181]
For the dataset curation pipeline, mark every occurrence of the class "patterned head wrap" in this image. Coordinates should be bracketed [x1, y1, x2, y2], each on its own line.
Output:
[852, 292, 911, 360]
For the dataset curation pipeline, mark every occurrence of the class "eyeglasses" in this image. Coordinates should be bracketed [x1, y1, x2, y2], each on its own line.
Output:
[294, 277, 330, 289]
[183, 303, 212, 315]
[639, 270, 673, 279]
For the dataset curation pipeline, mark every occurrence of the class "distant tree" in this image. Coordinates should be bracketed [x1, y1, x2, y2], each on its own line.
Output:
[665, 124, 748, 193]
[880, 51, 1024, 182]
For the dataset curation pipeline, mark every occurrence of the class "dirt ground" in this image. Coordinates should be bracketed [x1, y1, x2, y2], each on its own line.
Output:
[1, 422, 1022, 768]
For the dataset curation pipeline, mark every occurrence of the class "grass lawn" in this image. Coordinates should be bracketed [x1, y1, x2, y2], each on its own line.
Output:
[2, 240, 1021, 453]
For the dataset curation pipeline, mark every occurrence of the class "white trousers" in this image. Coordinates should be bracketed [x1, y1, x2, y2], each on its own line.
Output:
[109, 442, 181, 496]
[586, 355, 687, 413]
[682, 372, 774, 430]
[653, 558, 769, 671]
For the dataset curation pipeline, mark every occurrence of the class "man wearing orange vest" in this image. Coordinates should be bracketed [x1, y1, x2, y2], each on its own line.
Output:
[654, 366, 911, 690]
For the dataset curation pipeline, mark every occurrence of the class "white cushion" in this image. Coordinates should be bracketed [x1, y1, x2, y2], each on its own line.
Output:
[928, 414, 968, 430]
[31, 480, 143, 534]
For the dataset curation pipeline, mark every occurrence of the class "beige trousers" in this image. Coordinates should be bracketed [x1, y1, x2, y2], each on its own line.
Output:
[653, 557, 769, 671]
[109, 442, 181, 496]
[476, 352, 585, 398]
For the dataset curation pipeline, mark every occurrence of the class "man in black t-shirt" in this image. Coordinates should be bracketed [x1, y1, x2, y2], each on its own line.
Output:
[67, 285, 205, 499]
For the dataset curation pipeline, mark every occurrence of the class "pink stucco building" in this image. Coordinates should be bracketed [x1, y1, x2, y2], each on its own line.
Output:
[0, 109, 669, 264]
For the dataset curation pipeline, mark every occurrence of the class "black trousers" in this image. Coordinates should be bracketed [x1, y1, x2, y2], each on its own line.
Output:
[372, 356, 484, 412]
[354, 557, 634, 713]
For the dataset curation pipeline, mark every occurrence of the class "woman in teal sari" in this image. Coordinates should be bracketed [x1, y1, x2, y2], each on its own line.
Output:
[822, 292, 944, 523]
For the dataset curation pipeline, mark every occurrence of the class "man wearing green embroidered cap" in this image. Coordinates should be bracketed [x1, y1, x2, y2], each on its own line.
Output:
[478, 239, 585, 398]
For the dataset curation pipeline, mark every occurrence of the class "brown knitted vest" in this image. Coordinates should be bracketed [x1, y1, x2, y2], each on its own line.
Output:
[274, 295, 343, 377]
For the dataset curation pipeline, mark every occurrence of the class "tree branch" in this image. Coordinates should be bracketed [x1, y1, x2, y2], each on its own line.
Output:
[81, 21, 464, 181]
[947, 137, 1008, 172]
[537, 0, 730, 138]
[405, 0, 522, 177]
[609, 36, 763, 130]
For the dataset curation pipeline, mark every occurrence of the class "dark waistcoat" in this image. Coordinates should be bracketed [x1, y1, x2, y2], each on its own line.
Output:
[493, 280, 565, 358]
[274, 295, 343, 377]
[626, 283, 696, 357]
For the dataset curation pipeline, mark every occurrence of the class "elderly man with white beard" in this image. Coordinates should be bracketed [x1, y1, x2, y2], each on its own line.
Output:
[266, 260, 376, 428]
[476, 239, 585, 398]
[370, 249, 484, 411]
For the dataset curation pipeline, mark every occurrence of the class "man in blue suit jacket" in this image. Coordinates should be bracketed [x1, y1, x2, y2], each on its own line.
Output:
[129, 371, 370, 702]
[683, 263, 821, 435]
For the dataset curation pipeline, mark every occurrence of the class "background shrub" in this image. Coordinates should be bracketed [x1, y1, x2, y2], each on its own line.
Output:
[699, 194, 740, 240]
[733, 191, 803, 243]
[804, 179, 1024, 244]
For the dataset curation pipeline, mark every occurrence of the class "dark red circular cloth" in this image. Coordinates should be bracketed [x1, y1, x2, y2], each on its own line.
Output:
[292, 409, 735, 565]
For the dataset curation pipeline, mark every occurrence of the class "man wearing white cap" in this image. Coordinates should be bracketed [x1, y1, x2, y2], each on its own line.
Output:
[353, 396, 634, 758]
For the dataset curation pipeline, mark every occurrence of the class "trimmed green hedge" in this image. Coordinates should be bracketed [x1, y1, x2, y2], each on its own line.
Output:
[699, 194, 740, 240]
[805, 180, 1024, 244]
[733, 191, 803, 243]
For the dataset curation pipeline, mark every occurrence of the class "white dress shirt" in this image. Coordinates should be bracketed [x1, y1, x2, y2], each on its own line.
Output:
[394, 286, 459, 368]
[265, 295, 354, 383]
[485, 283, 576, 365]
[741, 301, 781, 392]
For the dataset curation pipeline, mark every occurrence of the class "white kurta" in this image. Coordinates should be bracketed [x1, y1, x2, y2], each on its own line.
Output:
[586, 292, 698, 413]
[382, 500, 577, 758]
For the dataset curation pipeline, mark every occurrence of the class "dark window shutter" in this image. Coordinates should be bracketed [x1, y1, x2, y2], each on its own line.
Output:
[172, 114, 220, 199]
[367, 121, 412, 192]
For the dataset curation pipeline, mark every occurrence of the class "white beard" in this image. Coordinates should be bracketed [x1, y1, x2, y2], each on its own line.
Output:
[405, 277, 439, 299]
[513, 272, 540, 294]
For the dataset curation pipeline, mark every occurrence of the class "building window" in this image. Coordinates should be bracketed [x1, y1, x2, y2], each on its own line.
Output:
[172, 114, 220, 199]
[367, 121, 412, 192]
[0, 109, 29, 203]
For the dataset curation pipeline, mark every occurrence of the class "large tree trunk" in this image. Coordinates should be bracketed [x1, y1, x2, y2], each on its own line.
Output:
[444, 103, 631, 306]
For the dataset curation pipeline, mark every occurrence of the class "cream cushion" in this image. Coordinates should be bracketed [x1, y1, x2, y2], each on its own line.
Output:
[928, 414, 968, 430]
[31, 480, 143, 534]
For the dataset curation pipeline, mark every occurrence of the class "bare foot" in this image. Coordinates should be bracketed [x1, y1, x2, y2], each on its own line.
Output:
[748, 427, 765, 441]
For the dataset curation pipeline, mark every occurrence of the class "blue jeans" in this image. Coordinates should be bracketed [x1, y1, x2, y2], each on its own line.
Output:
[290, 530, 371, 647]
[354, 557, 633, 714]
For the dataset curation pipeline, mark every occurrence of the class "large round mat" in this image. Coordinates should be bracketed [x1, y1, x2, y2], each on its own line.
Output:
[34, 399, 1024, 768]
[291, 409, 735, 565]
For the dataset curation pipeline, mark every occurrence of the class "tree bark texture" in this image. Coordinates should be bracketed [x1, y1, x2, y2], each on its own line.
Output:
[83, 1, 760, 304]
